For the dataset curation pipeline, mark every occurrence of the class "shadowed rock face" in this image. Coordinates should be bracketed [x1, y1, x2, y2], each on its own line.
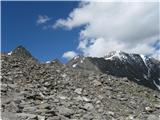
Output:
[11, 45, 33, 58]
[67, 51, 160, 90]
[1, 46, 160, 120]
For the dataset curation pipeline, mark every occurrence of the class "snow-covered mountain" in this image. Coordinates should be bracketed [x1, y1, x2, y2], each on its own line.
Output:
[67, 51, 160, 90]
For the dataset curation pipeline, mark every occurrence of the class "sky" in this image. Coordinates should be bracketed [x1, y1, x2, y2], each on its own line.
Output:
[1, 1, 160, 63]
[1, 1, 80, 62]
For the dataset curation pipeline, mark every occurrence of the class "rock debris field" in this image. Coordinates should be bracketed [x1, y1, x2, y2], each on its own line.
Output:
[1, 46, 160, 120]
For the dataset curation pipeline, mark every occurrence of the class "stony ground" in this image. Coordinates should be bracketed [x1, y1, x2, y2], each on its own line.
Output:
[1, 53, 160, 120]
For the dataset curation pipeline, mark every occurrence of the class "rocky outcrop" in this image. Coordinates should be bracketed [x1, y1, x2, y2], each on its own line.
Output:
[8, 45, 35, 59]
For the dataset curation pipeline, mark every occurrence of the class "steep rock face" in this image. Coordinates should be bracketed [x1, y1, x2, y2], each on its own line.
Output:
[7, 45, 38, 62]
[67, 51, 160, 90]
[9, 45, 32, 58]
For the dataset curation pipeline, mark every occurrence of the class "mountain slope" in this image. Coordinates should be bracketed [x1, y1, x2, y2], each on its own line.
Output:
[67, 51, 160, 90]
[1, 46, 160, 120]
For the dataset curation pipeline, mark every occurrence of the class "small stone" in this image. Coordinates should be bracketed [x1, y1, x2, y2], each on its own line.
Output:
[56, 70, 60, 73]
[45, 110, 57, 116]
[38, 115, 45, 120]
[47, 116, 61, 120]
[23, 106, 37, 112]
[74, 96, 83, 101]
[7, 101, 19, 112]
[154, 103, 160, 109]
[61, 73, 67, 78]
[57, 106, 74, 117]
[96, 100, 101, 104]
[82, 96, 91, 102]
[147, 114, 159, 120]
[98, 95, 104, 100]
[38, 103, 51, 109]
[107, 111, 114, 116]
[128, 115, 134, 120]
[16, 113, 37, 119]
[58, 95, 67, 100]
[83, 103, 94, 111]
[145, 106, 154, 112]
[44, 82, 50, 87]
[82, 113, 94, 120]
[74, 88, 83, 94]
[93, 80, 101, 86]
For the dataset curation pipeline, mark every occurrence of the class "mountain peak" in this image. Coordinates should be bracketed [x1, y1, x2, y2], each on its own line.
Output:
[46, 58, 63, 66]
[104, 50, 128, 61]
[10, 45, 33, 59]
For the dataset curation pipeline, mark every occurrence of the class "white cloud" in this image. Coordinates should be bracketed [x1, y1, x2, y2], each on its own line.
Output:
[55, 1, 159, 59]
[62, 51, 78, 60]
[37, 15, 50, 25]
[151, 50, 160, 60]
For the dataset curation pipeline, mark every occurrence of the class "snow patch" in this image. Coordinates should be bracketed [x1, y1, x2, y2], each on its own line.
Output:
[121, 55, 127, 60]
[7, 51, 12, 55]
[140, 54, 150, 78]
[135, 78, 140, 82]
[140, 54, 147, 66]
[143, 74, 148, 79]
[58, 95, 67, 100]
[153, 80, 160, 90]
[46, 61, 50, 63]
[80, 60, 83, 63]
[72, 63, 77, 68]
[105, 51, 127, 61]
[105, 57, 113, 60]
[74, 56, 79, 60]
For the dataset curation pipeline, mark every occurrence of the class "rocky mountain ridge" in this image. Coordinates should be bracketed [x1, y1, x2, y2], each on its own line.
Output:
[1, 46, 160, 120]
[67, 51, 160, 90]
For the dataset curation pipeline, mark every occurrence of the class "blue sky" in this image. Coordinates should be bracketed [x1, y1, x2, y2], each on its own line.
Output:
[1, 1, 159, 62]
[1, 1, 81, 62]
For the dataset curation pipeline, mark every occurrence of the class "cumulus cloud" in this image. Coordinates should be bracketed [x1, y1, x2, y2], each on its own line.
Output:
[37, 15, 51, 25]
[54, 1, 159, 59]
[62, 51, 78, 60]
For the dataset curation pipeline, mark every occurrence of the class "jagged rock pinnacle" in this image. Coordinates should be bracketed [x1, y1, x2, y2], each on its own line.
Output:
[11, 45, 33, 59]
